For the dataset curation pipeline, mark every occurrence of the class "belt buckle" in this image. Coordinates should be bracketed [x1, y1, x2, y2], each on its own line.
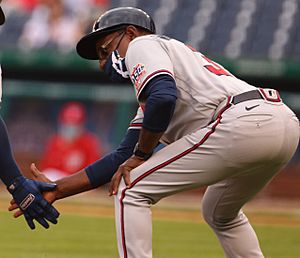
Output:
[259, 88, 281, 102]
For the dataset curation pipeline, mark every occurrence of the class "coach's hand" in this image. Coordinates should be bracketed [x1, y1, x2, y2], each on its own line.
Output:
[109, 156, 145, 196]
[7, 174, 60, 230]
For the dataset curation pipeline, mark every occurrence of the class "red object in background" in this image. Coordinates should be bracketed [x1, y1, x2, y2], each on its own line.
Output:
[40, 132, 101, 174]
[93, 0, 109, 6]
[59, 101, 86, 125]
[40, 102, 102, 175]
[19, 0, 38, 11]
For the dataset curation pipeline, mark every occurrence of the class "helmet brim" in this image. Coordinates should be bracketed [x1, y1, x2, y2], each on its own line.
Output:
[0, 7, 5, 25]
[76, 26, 123, 60]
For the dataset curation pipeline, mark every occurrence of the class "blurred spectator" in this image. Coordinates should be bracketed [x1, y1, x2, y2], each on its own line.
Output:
[40, 101, 102, 180]
[18, 0, 85, 53]
[1, 0, 109, 50]
[64, 0, 108, 16]
[0, 0, 31, 46]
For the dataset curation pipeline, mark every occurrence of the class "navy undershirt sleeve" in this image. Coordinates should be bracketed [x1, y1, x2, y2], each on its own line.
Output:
[141, 75, 177, 132]
[85, 128, 140, 188]
[85, 75, 176, 188]
[0, 116, 22, 186]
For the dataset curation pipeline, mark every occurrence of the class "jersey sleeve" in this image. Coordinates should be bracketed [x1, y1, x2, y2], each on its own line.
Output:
[128, 106, 144, 130]
[126, 37, 174, 99]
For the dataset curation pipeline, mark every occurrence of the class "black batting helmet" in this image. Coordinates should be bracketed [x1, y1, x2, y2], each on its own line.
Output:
[76, 7, 156, 60]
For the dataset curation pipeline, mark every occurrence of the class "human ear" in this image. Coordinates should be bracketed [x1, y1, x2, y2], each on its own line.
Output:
[125, 25, 138, 40]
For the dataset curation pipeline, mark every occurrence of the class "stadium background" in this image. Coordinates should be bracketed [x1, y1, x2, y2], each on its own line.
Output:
[0, 0, 300, 212]
[0, 0, 300, 198]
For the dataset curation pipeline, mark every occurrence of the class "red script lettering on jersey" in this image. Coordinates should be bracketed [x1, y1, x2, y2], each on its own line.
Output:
[201, 55, 231, 76]
[186, 45, 231, 77]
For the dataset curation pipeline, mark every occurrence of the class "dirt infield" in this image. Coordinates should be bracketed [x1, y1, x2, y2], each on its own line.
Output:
[1, 187, 299, 227]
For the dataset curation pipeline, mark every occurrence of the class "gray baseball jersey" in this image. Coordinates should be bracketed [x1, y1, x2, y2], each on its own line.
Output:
[115, 35, 299, 258]
[127, 35, 256, 143]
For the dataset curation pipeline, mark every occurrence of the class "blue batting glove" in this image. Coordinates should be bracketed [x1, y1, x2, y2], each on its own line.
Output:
[7, 176, 60, 230]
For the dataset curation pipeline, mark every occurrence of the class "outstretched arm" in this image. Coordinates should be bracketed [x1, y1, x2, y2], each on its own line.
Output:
[0, 116, 22, 186]
[57, 127, 140, 196]
[0, 116, 59, 229]
[9, 127, 140, 216]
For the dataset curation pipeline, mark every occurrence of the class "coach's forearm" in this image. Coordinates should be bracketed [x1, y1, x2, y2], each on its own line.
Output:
[54, 169, 93, 200]
[138, 128, 164, 153]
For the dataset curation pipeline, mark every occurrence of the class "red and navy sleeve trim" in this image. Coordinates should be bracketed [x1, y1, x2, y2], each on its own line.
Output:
[137, 69, 174, 98]
[128, 123, 143, 130]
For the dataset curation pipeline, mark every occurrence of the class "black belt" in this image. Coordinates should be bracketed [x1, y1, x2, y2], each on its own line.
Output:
[231, 90, 263, 105]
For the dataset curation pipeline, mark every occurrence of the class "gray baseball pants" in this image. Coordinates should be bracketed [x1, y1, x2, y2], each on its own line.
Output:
[114, 97, 299, 258]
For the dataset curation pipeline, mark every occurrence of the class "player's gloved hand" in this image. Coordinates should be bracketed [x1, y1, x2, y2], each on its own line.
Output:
[7, 176, 60, 230]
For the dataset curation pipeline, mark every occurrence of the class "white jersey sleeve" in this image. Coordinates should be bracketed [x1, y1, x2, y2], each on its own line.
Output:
[125, 36, 174, 99]
[0, 66, 2, 102]
[125, 35, 257, 144]
[128, 107, 144, 130]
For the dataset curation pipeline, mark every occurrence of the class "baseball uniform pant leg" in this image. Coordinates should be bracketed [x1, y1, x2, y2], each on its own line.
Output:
[202, 101, 299, 258]
[202, 165, 280, 258]
[114, 101, 299, 258]
[114, 124, 233, 258]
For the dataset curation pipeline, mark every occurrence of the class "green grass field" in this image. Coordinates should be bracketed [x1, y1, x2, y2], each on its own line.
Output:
[1, 208, 300, 258]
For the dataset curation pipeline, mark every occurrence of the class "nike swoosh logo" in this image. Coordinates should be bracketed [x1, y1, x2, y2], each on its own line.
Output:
[245, 104, 260, 111]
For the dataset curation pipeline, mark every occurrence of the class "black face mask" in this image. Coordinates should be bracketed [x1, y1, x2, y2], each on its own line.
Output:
[103, 50, 130, 83]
